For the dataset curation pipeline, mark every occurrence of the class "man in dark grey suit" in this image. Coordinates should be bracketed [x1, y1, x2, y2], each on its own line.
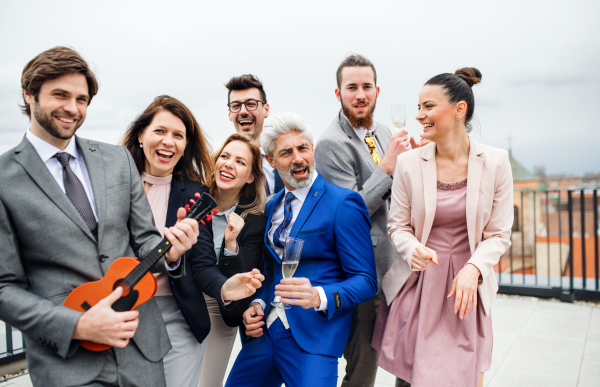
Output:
[0, 47, 200, 387]
[314, 54, 412, 387]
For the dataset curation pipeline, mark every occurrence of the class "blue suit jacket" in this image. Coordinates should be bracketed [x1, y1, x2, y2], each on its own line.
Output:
[253, 174, 377, 358]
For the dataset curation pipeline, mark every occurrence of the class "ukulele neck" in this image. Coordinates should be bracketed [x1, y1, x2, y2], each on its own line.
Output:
[125, 237, 173, 285]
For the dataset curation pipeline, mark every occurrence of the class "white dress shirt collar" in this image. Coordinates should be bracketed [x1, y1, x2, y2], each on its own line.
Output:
[26, 129, 80, 162]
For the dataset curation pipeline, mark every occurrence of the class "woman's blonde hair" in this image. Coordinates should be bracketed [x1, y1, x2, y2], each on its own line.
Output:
[209, 134, 266, 218]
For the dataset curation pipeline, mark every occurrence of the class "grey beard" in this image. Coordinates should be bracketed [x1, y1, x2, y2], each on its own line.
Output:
[277, 162, 315, 189]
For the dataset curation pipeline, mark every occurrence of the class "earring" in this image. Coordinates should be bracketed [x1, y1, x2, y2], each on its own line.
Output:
[456, 116, 460, 120]
[139, 143, 143, 148]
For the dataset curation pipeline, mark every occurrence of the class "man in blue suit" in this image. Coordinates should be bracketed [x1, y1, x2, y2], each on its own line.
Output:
[225, 113, 377, 387]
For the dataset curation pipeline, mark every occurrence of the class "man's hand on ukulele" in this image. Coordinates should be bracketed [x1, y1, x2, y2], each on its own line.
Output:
[164, 207, 199, 264]
[72, 287, 139, 348]
[221, 268, 265, 301]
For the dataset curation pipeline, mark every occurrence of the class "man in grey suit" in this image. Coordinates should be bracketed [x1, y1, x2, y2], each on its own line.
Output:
[0, 47, 200, 387]
[314, 54, 412, 387]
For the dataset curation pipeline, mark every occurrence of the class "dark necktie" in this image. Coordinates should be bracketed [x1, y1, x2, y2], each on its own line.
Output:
[273, 192, 295, 248]
[55, 152, 98, 238]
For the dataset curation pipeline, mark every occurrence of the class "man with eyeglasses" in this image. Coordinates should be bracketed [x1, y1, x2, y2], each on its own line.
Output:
[225, 74, 284, 196]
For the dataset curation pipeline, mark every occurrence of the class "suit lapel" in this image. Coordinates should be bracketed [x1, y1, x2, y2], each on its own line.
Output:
[264, 189, 286, 263]
[420, 144, 437, 245]
[338, 111, 378, 172]
[77, 137, 105, 242]
[289, 175, 326, 238]
[14, 136, 96, 242]
[466, 138, 484, 254]
[166, 177, 186, 227]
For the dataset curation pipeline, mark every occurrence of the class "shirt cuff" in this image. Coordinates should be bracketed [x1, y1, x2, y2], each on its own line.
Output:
[165, 257, 181, 271]
[220, 293, 232, 306]
[314, 286, 327, 312]
[224, 243, 239, 256]
[251, 299, 266, 311]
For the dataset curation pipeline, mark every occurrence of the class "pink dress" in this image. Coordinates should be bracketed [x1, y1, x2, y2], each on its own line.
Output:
[372, 179, 492, 387]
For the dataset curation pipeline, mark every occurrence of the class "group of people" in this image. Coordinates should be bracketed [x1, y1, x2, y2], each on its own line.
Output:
[0, 47, 513, 387]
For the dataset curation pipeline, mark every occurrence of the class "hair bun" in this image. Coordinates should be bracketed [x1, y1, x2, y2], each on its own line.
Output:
[455, 67, 482, 87]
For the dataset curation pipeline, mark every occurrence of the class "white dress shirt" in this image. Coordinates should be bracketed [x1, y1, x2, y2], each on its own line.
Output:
[342, 114, 383, 156]
[211, 203, 239, 263]
[26, 130, 98, 220]
[252, 172, 327, 329]
[261, 148, 275, 196]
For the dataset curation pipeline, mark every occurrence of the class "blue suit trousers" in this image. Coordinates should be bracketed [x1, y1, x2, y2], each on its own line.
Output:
[225, 319, 338, 387]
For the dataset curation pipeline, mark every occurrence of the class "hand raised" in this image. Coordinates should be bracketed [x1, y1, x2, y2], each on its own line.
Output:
[410, 245, 439, 271]
[221, 268, 265, 301]
[164, 207, 199, 263]
[224, 212, 245, 254]
[243, 302, 264, 337]
[72, 287, 139, 348]
[447, 263, 481, 319]
[275, 277, 321, 309]
[410, 134, 432, 149]
[380, 130, 411, 176]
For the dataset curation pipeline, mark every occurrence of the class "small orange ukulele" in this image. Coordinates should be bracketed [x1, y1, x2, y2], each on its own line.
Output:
[64, 192, 217, 351]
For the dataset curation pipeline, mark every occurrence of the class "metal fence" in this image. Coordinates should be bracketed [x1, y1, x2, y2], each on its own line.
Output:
[497, 188, 600, 302]
[0, 321, 25, 366]
[0, 189, 598, 367]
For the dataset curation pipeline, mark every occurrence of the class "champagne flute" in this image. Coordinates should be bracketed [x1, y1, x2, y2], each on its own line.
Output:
[271, 237, 304, 310]
[391, 103, 406, 134]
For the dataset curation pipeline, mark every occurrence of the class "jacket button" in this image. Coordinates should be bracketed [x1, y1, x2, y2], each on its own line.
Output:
[99, 255, 108, 262]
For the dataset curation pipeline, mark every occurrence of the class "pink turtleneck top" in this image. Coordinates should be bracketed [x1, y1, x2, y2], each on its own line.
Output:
[141, 172, 173, 297]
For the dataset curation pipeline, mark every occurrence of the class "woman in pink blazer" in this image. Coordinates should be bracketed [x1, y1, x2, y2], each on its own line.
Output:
[372, 68, 513, 387]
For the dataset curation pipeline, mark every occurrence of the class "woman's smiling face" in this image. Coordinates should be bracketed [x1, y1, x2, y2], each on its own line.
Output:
[214, 140, 254, 194]
[415, 85, 456, 143]
[138, 110, 187, 177]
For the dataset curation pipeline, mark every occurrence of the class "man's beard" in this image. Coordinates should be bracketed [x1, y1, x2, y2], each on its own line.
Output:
[277, 161, 315, 189]
[33, 103, 83, 140]
[341, 99, 376, 129]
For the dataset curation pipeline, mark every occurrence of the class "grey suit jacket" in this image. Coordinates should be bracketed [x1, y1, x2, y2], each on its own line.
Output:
[0, 135, 179, 387]
[314, 111, 396, 293]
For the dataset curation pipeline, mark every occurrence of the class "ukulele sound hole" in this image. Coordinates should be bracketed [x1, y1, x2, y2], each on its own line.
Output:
[111, 279, 139, 312]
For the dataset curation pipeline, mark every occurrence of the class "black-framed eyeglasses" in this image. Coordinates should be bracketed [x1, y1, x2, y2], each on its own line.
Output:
[227, 99, 265, 113]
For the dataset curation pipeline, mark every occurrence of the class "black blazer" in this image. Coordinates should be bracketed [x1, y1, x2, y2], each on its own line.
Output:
[217, 194, 267, 327]
[166, 177, 228, 344]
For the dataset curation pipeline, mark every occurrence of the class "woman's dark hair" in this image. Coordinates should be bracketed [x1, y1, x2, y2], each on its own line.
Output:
[208, 134, 266, 218]
[425, 67, 482, 133]
[121, 95, 213, 184]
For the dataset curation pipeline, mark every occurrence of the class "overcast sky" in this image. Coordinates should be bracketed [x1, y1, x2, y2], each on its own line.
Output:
[1, 0, 598, 174]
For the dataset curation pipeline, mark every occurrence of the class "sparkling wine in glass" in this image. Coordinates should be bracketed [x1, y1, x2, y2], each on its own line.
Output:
[271, 237, 304, 310]
[391, 103, 406, 134]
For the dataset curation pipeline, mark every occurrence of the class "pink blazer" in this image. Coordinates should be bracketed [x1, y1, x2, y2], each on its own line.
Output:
[382, 138, 513, 315]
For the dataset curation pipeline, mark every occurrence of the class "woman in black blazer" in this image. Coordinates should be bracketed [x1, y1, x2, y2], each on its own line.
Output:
[121, 96, 264, 387]
[198, 133, 267, 387]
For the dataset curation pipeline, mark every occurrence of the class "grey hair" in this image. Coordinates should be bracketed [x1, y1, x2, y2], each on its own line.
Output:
[260, 113, 314, 156]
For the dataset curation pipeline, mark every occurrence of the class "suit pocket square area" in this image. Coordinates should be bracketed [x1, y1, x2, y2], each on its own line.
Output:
[299, 227, 328, 235]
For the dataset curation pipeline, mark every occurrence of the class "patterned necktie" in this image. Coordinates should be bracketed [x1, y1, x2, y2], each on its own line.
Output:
[273, 192, 295, 248]
[364, 135, 381, 165]
[55, 152, 98, 238]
